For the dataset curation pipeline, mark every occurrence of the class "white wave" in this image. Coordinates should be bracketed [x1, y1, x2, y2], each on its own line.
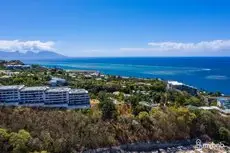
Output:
[206, 75, 229, 80]
[202, 68, 211, 71]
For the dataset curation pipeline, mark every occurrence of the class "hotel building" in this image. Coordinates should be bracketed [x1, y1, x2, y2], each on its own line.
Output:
[44, 87, 70, 106]
[0, 85, 90, 108]
[0, 85, 24, 104]
[20, 86, 48, 105]
[69, 89, 90, 105]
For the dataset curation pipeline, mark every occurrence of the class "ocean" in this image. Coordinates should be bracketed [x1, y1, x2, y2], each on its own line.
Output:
[24, 57, 230, 95]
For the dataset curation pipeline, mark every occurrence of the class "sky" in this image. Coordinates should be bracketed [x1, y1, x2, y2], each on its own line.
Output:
[0, 0, 230, 57]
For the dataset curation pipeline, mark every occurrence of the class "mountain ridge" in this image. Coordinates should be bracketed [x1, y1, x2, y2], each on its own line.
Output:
[0, 50, 67, 60]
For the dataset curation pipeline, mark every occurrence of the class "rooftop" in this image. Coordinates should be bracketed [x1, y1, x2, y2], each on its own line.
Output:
[69, 89, 88, 94]
[217, 97, 230, 101]
[46, 87, 70, 93]
[51, 77, 66, 81]
[21, 86, 49, 92]
[168, 81, 197, 89]
[6, 65, 31, 67]
[168, 81, 183, 86]
[0, 85, 25, 90]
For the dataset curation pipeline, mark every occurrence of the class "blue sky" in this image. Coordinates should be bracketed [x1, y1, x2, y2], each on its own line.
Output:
[0, 0, 230, 57]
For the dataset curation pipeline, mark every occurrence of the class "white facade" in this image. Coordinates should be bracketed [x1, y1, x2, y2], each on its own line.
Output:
[48, 77, 67, 87]
[0, 85, 24, 103]
[20, 86, 48, 104]
[69, 89, 90, 105]
[0, 85, 90, 108]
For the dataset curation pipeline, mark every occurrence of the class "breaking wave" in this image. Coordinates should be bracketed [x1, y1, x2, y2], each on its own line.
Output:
[206, 75, 229, 80]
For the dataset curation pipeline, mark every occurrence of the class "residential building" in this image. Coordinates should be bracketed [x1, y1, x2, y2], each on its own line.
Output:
[0, 85, 90, 109]
[0, 85, 24, 103]
[20, 86, 48, 105]
[217, 97, 230, 110]
[45, 87, 70, 106]
[69, 89, 90, 106]
[5, 65, 31, 69]
[48, 77, 67, 87]
[167, 81, 198, 96]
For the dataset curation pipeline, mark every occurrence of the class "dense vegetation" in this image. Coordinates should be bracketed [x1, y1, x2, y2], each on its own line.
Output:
[0, 65, 206, 107]
[0, 61, 229, 152]
[0, 105, 229, 153]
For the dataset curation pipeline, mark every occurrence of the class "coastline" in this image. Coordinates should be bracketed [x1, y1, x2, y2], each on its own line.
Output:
[0, 60, 230, 153]
[23, 57, 230, 95]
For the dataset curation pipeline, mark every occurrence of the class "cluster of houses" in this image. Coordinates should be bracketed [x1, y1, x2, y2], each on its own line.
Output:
[0, 70, 20, 79]
[5, 64, 32, 69]
[167, 81, 230, 114]
[0, 85, 90, 109]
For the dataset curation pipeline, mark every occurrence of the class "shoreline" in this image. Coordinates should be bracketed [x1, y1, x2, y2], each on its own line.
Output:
[23, 58, 230, 95]
[60, 68, 229, 96]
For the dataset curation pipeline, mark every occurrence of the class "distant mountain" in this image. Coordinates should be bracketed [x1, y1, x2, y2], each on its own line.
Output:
[0, 50, 67, 60]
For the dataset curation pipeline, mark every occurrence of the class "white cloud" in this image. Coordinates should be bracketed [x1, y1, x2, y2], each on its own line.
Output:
[0, 40, 55, 52]
[121, 40, 230, 51]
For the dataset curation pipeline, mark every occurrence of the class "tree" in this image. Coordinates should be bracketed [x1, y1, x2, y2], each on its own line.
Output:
[175, 95, 186, 106]
[99, 99, 117, 120]
[138, 111, 149, 121]
[219, 127, 230, 144]
[0, 128, 10, 151]
[185, 97, 204, 106]
[9, 129, 32, 153]
[132, 104, 150, 116]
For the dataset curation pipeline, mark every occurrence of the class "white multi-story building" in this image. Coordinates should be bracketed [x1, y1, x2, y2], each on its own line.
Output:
[69, 89, 90, 105]
[45, 87, 70, 106]
[20, 86, 48, 105]
[0, 85, 90, 108]
[0, 85, 24, 104]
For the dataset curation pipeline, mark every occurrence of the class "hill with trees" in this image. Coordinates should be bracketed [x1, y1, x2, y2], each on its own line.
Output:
[0, 63, 229, 152]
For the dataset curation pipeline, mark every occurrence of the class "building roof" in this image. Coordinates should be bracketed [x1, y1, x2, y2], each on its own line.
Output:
[217, 97, 230, 101]
[0, 85, 25, 90]
[21, 86, 49, 92]
[168, 80, 197, 89]
[69, 89, 88, 94]
[168, 81, 183, 86]
[51, 77, 66, 81]
[46, 87, 70, 93]
[49, 77, 66, 84]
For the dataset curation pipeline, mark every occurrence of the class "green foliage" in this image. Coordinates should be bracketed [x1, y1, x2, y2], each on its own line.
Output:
[210, 100, 217, 106]
[185, 97, 204, 106]
[9, 129, 31, 153]
[175, 94, 186, 106]
[138, 111, 149, 120]
[32, 151, 48, 153]
[0, 63, 229, 151]
[0, 72, 51, 86]
[0, 128, 33, 153]
[0, 107, 229, 152]
[0, 128, 9, 140]
[132, 104, 150, 116]
[0, 128, 10, 152]
[219, 127, 230, 144]
[99, 99, 117, 120]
